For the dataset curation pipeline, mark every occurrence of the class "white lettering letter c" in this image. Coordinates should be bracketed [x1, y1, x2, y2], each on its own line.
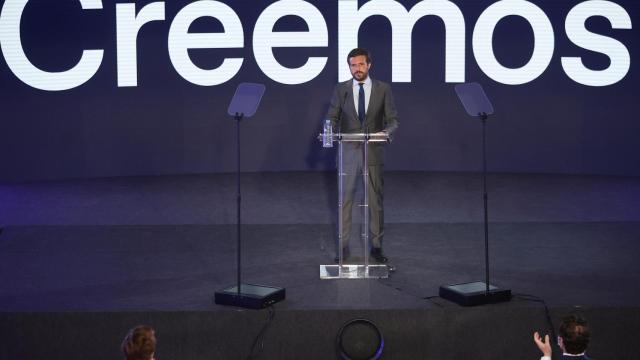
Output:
[0, 0, 104, 91]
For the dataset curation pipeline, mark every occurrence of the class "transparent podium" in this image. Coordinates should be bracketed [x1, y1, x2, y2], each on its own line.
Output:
[319, 132, 390, 279]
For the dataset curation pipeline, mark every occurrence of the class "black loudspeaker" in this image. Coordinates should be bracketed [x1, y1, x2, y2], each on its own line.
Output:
[337, 318, 384, 360]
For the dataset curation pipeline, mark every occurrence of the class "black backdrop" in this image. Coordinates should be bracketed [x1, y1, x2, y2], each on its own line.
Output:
[0, 0, 638, 182]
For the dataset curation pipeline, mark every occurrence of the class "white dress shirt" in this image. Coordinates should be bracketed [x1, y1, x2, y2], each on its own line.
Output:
[541, 352, 586, 360]
[352, 76, 372, 117]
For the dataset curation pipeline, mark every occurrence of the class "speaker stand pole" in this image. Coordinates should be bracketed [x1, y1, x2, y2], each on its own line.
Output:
[439, 83, 511, 306]
[214, 83, 285, 309]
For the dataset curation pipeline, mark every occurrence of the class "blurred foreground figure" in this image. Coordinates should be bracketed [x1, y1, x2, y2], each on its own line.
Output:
[534, 315, 591, 360]
[122, 325, 156, 360]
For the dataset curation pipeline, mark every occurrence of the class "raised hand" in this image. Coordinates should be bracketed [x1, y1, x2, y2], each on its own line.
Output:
[533, 331, 552, 357]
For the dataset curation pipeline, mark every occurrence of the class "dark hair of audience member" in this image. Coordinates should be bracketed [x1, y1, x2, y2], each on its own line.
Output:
[559, 315, 590, 354]
[121, 325, 156, 360]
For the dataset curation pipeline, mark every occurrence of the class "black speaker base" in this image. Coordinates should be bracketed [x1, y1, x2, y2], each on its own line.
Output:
[214, 283, 285, 309]
[439, 281, 511, 306]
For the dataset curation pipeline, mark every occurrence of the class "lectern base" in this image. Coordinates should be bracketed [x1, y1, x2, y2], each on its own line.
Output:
[439, 281, 511, 306]
[320, 264, 389, 279]
[214, 283, 285, 309]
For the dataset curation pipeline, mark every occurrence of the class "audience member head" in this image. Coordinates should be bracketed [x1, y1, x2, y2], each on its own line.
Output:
[558, 315, 590, 354]
[121, 325, 156, 360]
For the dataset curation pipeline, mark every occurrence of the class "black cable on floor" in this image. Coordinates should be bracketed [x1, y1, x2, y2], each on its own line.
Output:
[376, 278, 443, 307]
[246, 305, 275, 360]
[422, 295, 444, 307]
[514, 292, 558, 359]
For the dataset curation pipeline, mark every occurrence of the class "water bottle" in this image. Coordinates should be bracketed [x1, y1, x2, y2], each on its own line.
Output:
[322, 119, 333, 148]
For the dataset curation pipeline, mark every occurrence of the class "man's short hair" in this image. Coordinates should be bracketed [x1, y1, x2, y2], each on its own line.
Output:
[347, 48, 372, 64]
[121, 325, 156, 360]
[559, 315, 590, 354]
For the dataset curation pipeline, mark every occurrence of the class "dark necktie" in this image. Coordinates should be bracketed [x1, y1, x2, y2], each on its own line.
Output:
[358, 83, 365, 125]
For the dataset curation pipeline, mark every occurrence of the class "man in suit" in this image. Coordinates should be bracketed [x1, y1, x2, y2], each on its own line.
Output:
[534, 315, 592, 360]
[326, 48, 399, 264]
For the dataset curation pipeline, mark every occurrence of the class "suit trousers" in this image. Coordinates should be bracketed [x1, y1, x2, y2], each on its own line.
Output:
[338, 145, 384, 250]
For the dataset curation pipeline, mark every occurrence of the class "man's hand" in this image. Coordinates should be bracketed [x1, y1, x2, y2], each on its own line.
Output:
[533, 331, 552, 357]
[371, 131, 387, 136]
[370, 131, 389, 141]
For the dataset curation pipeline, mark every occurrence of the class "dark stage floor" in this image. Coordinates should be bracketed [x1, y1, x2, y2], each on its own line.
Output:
[1, 171, 639, 359]
[1, 221, 639, 312]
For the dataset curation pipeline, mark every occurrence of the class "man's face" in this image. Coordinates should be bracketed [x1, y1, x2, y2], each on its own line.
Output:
[349, 55, 371, 82]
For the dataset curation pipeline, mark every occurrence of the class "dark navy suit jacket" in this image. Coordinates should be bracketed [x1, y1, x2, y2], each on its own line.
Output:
[325, 78, 399, 165]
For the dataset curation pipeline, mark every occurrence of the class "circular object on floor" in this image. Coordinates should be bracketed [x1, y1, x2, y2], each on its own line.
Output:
[336, 318, 384, 360]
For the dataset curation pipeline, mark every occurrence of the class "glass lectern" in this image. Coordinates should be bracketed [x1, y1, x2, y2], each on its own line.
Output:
[319, 132, 390, 279]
